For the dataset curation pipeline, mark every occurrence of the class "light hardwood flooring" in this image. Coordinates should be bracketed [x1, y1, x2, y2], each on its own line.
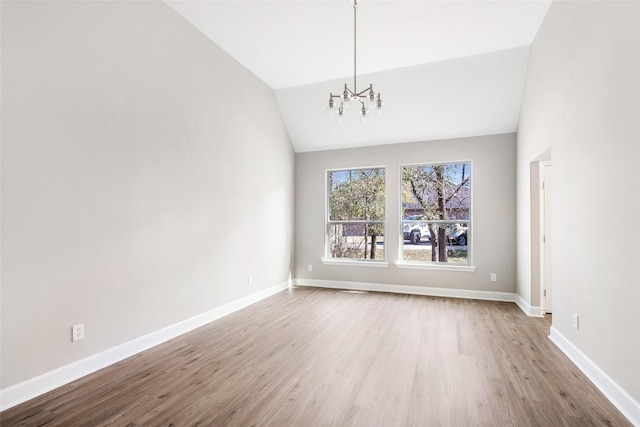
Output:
[1, 286, 632, 426]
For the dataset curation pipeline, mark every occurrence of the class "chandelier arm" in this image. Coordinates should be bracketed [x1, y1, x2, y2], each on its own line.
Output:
[355, 87, 373, 97]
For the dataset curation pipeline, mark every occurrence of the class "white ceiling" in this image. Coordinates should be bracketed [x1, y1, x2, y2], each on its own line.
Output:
[166, 0, 552, 152]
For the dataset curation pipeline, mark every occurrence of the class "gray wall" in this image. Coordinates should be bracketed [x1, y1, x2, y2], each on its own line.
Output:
[517, 1, 640, 402]
[295, 134, 516, 292]
[1, 1, 294, 388]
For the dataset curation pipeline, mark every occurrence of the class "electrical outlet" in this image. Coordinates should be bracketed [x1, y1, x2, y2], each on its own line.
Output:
[308, 264, 313, 272]
[572, 313, 579, 329]
[248, 275, 253, 286]
[72, 324, 84, 342]
[490, 273, 497, 282]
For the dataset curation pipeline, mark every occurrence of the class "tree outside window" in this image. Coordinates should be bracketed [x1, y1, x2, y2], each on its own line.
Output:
[327, 168, 385, 261]
[401, 162, 471, 265]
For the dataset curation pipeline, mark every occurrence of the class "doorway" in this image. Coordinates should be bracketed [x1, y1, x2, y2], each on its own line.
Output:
[540, 161, 552, 314]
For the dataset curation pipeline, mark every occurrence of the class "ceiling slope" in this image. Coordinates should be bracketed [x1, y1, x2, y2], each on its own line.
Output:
[277, 46, 531, 152]
[166, 1, 551, 151]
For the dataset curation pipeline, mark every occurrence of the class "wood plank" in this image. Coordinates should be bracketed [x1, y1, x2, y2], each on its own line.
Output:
[0, 287, 632, 426]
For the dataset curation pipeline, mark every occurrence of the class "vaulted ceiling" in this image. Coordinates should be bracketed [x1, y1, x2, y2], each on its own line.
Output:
[166, 1, 551, 152]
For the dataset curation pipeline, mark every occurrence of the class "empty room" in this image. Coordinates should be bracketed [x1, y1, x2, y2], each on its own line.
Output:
[1, 0, 639, 425]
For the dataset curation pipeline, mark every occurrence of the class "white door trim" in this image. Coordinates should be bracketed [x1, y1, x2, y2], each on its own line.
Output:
[540, 161, 552, 314]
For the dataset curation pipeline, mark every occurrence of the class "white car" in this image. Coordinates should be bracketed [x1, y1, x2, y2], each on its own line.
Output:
[403, 215, 431, 244]
[447, 223, 468, 246]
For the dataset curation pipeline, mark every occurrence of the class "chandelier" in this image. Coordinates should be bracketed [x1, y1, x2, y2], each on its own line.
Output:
[327, 0, 383, 118]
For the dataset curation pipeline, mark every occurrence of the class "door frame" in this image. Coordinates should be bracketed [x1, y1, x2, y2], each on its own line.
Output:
[539, 161, 552, 314]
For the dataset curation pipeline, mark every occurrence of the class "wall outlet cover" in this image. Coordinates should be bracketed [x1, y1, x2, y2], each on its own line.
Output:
[72, 324, 85, 342]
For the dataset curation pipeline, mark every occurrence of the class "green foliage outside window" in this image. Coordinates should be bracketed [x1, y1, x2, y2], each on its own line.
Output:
[327, 168, 385, 260]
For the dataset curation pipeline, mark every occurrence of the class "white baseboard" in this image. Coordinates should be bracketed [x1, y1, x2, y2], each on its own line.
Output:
[293, 278, 517, 303]
[549, 327, 640, 426]
[514, 294, 544, 317]
[0, 280, 290, 412]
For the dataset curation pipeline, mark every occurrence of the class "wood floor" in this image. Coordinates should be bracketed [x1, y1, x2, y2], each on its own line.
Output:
[1, 287, 631, 426]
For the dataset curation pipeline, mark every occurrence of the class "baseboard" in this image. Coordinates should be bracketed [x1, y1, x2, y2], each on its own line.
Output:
[515, 294, 544, 317]
[293, 278, 517, 303]
[0, 280, 290, 412]
[549, 327, 640, 426]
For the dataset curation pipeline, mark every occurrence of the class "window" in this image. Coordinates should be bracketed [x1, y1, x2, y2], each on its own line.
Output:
[400, 162, 471, 265]
[327, 167, 385, 262]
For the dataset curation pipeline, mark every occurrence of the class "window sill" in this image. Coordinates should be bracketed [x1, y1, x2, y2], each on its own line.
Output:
[395, 261, 476, 272]
[323, 259, 389, 268]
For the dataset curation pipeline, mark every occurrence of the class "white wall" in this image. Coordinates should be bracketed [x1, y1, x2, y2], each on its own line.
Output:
[518, 0, 640, 406]
[1, 1, 294, 389]
[295, 134, 516, 294]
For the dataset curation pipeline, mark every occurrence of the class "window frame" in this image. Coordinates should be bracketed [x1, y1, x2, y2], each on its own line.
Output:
[396, 160, 475, 271]
[324, 166, 388, 266]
